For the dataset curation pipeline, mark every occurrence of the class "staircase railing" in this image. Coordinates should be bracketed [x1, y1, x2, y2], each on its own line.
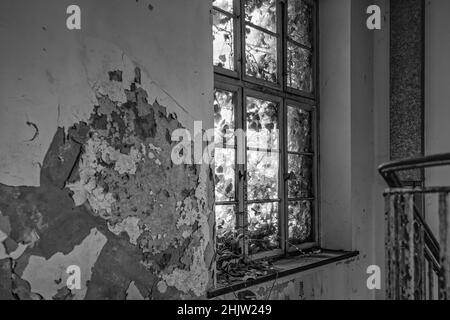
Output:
[379, 153, 450, 300]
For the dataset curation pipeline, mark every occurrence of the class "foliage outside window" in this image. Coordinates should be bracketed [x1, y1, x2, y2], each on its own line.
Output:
[213, 0, 317, 282]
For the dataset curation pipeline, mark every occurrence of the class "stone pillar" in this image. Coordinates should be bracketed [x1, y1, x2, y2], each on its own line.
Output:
[390, 0, 425, 183]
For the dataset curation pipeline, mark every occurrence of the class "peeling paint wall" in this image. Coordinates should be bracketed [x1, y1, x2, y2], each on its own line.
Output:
[0, 0, 213, 187]
[0, 0, 386, 300]
[0, 0, 214, 299]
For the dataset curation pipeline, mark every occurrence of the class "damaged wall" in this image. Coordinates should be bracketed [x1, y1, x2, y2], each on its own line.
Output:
[0, 0, 214, 299]
[0, 0, 386, 300]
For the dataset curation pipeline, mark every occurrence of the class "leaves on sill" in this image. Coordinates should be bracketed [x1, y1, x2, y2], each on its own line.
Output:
[216, 257, 276, 287]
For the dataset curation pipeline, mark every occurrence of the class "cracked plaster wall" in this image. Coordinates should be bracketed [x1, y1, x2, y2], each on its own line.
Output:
[0, 0, 214, 299]
[0, 0, 386, 301]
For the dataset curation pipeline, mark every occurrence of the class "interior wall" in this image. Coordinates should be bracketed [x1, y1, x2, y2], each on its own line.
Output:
[0, 0, 215, 300]
[319, 0, 352, 251]
[372, 0, 390, 301]
[317, 0, 382, 300]
[0, 0, 213, 188]
[0, 0, 391, 300]
[425, 0, 450, 235]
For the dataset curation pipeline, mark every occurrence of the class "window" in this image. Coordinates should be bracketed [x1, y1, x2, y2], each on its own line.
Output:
[213, 0, 317, 264]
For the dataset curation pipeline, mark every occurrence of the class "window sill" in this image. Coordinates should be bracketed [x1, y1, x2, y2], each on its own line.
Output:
[207, 249, 359, 299]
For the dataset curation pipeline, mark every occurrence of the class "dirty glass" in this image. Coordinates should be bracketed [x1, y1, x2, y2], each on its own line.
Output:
[246, 96, 279, 150]
[287, 106, 312, 153]
[287, 42, 313, 92]
[245, 26, 278, 82]
[215, 205, 239, 256]
[213, 10, 235, 70]
[215, 148, 236, 202]
[287, 0, 313, 48]
[288, 200, 312, 244]
[287, 154, 313, 198]
[213, 0, 233, 13]
[248, 202, 279, 254]
[244, 0, 277, 32]
[247, 150, 279, 200]
[214, 89, 235, 147]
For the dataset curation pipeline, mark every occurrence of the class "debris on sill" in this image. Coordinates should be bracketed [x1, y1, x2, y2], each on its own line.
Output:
[216, 248, 324, 288]
[216, 258, 276, 287]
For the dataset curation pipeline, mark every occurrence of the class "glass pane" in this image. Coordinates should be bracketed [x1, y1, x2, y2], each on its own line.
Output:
[214, 89, 235, 147]
[288, 154, 313, 198]
[247, 150, 279, 200]
[245, 26, 278, 82]
[215, 205, 239, 255]
[288, 0, 313, 48]
[244, 0, 277, 32]
[213, 10, 234, 70]
[287, 106, 312, 153]
[213, 0, 233, 13]
[215, 148, 235, 201]
[246, 96, 279, 150]
[287, 42, 313, 92]
[248, 202, 279, 254]
[288, 200, 312, 244]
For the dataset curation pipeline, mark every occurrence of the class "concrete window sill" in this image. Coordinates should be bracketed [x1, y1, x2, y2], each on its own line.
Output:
[207, 249, 359, 299]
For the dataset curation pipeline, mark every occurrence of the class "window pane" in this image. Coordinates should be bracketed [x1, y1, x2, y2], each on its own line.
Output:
[213, 0, 233, 13]
[214, 89, 235, 147]
[287, 106, 312, 153]
[215, 148, 235, 201]
[245, 26, 278, 82]
[288, 0, 313, 48]
[216, 205, 239, 255]
[213, 10, 234, 70]
[247, 150, 279, 200]
[288, 154, 313, 198]
[244, 0, 277, 32]
[248, 202, 279, 254]
[288, 200, 312, 244]
[287, 42, 313, 92]
[246, 96, 279, 150]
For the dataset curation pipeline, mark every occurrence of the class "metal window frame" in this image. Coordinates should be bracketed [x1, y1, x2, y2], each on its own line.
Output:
[213, 0, 319, 261]
[284, 100, 318, 252]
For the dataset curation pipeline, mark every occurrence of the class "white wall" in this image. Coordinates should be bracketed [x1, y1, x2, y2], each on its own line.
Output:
[425, 0, 450, 235]
[0, 0, 392, 300]
[319, 0, 352, 250]
[318, 0, 388, 300]
[0, 0, 213, 187]
[372, 0, 390, 300]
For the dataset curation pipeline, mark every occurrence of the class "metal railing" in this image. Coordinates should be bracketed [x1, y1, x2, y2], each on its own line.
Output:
[379, 153, 450, 300]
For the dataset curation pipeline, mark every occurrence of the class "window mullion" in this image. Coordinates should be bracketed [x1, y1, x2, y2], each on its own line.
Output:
[237, 0, 245, 81]
[278, 0, 285, 91]
[280, 99, 288, 254]
[235, 86, 248, 260]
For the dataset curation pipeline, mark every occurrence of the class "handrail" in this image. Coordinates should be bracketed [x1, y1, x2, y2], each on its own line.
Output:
[378, 154, 447, 271]
[379, 153, 450, 177]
